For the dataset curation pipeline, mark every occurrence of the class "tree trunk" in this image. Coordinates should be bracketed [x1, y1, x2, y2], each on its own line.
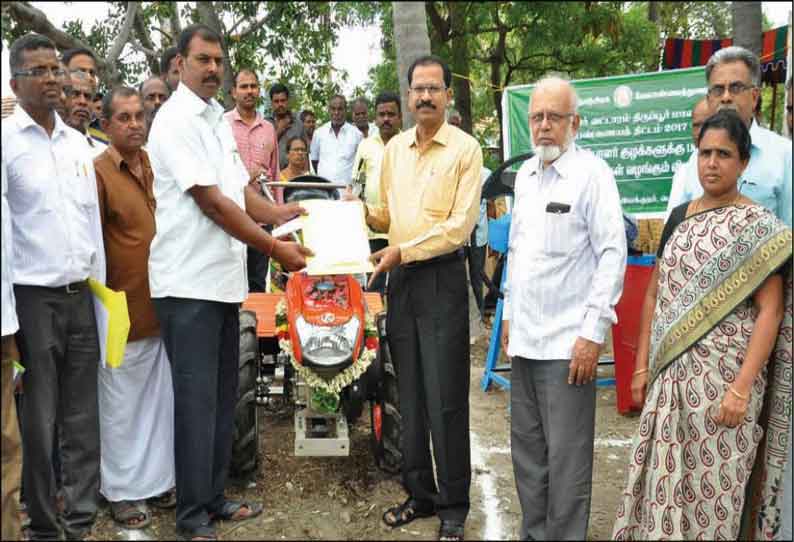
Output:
[392, 1, 432, 129]
[448, 2, 472, 134]
[648, 1, 659, 23]
[196, 1, 235, 109]
[731, 1, 762, 56]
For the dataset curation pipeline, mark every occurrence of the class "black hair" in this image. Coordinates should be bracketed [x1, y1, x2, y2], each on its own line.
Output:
[233, 69, 259, 87]
[102, 86, 141, 120]
[375, 91, 401, 113]
[61, 47, 96, 67]
[177, 24, 222, 58]
[9, 33, 56, 74]
[407, 54, 451, 88]
[160, 46, 179, 75]
[697, 109, 752, 162]
[269, 83, 289, 100]
[299, 109, 315, 122]
[286, 135, 308, 152]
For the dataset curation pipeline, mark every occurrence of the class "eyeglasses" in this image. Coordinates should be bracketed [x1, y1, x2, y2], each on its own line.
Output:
[71, 67, 97, 77]
[707, 81, 754, 98]
[409, 85, 446, 95]
[66, 88, 95, 101]
[14, 67, 68, 79]
[289, 148, 307, 153]
[529, 111, 574, 125]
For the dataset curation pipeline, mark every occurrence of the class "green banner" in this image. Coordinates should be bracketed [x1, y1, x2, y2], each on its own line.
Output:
[503, 67, 707, 215]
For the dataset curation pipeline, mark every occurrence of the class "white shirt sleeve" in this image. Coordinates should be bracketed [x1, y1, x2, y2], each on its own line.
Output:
[578, 161, 627, 344]
[86, 160, 106, 285]
[1, 159, 19, 336]
[309, 128, 321, 162]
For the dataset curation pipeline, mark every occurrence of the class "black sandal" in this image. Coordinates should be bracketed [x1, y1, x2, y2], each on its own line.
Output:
[208, 500, 264, 522]
[382, 497, 435, 528]
[439, 519, 465, 541]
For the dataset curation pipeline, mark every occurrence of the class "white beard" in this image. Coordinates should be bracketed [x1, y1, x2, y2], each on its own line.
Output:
[531, 121, 575, 163]
[534, 144, 563, 162]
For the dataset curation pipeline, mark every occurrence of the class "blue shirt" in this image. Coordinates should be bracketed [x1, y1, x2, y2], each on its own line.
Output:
[666, 121, 792, 227]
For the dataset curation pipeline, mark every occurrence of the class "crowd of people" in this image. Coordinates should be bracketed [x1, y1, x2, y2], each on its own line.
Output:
[0, 21, 791, 542]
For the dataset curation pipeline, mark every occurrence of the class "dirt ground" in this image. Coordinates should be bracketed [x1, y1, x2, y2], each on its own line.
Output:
[87, 330, 640, 541]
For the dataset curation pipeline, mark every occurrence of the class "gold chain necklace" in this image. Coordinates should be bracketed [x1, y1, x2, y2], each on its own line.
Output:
[693, 192, 741, 215]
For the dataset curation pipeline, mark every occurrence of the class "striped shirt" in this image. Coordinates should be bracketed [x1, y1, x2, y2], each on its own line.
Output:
[504, 143, 626, 360]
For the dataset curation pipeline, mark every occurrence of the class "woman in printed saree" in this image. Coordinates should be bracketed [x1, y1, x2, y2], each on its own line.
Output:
[612, 109, 792, 540]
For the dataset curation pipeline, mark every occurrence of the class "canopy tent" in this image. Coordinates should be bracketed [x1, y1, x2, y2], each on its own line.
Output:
[662, 25, 789, 85]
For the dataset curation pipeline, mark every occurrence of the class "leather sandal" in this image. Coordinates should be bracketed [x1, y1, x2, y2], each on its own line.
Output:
[208, 500, 264, 522]
[382, 497, 435, 528]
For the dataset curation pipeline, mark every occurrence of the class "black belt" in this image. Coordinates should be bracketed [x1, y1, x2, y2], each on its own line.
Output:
[49, 281, 88, 294]
[402, 248, 464, 270]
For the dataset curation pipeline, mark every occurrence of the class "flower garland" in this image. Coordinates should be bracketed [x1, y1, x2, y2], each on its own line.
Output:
[275, 299, 378, 405]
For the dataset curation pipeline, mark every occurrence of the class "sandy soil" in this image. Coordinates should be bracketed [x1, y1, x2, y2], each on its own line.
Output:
[85, 334, 640, 541]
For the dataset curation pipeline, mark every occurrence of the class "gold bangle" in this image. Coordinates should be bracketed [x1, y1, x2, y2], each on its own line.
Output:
[728, 385, 748, 401]
[633, 368, 648, 376]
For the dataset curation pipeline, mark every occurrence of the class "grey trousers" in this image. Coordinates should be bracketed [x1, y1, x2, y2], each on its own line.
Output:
[14, 284, 100, 540]
[510, 357, 595, 541]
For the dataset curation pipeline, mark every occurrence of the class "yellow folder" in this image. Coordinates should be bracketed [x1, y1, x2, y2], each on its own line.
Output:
[88, 278, 130, 368]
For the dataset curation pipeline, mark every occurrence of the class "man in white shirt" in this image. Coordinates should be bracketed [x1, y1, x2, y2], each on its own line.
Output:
[310, 94, 363, 184]
[2, 33, 107, 541]
[666, 46, 792, 228]
[502, 76, 626, 540]
[352, 91, 401, 293]
[147, 24, 310, 541]
[1, 158, 23, 542]
[63, 70, 106, 157]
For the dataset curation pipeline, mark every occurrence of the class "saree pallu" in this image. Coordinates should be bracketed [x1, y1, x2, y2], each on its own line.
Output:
[612, 204, 792, 540]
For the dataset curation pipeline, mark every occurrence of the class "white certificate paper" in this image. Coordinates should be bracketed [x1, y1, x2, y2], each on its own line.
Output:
[301, 200, 374, 275]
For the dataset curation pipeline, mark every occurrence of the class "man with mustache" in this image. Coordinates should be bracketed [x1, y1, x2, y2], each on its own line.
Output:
[146, 24, 311, 540]
[360, 55, 482, 541]
[62, 47, 109, 147]
[3, 33, 106, 540]
[93, 86, 175, 530]
[352, 97, 375, 138]
[503, 75, 626, 540]
[310, 94, 363, 186]
[300, 109, 317, 152]
[140, 76, 170, 142]
[225, 68, 279, 293]
[64, 71, 106, 157]
[666, 46, 791, 227]
[352, 91, 401, 293]
[267, 83, 304, 170]
[160, 47, 180, 91]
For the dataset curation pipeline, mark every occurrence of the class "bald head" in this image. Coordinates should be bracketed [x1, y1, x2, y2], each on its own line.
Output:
[691, 97, 711, 146]
[529, 75, 580, 165]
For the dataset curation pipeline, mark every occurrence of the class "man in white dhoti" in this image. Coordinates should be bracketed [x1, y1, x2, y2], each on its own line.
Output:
[94, 86, 175, 528]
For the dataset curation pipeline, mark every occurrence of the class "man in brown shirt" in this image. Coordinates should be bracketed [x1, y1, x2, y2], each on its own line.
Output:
[94, 87, 175, 529]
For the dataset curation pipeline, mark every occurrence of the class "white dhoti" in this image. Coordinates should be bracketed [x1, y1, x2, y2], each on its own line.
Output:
[98, 336, 175, 502]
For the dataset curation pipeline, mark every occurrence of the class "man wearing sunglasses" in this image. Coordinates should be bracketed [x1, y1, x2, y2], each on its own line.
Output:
[666, 46, 791, 228]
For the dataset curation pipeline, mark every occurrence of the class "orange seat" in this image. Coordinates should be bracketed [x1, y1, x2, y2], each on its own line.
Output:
[242, 292, 384, 338]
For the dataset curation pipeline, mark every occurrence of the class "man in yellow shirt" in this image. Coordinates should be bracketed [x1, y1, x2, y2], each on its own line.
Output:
[352, 91, 402, 293]
[364, 55, 482, 542]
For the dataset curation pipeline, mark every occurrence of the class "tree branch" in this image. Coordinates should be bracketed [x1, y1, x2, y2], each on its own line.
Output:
[5, 1, 107, 70]
[129, 39, 157, 59]
[425, 1, 449, 41]
[234, 12, 271, 41]
[133, 6, 159, 55]
[105, 2, 138, 66]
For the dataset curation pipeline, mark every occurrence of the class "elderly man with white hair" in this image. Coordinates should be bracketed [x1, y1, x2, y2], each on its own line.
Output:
[501, 75, 626, 540]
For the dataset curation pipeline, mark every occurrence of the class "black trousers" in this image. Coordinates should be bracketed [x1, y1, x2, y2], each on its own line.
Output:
[153, 298, 239, 534]
[14, 284, 100, 540]
[466, 240, 486, 318]
[387, 255, 471, 522]
[367, 238, 389, 294]
[247, 225, 271, 293]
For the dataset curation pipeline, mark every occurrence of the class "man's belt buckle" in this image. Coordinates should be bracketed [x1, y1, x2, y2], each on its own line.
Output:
[65, 282, 80, 294]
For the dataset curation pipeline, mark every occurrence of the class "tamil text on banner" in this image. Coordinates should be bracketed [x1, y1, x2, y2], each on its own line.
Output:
[502, 67, 707, 216]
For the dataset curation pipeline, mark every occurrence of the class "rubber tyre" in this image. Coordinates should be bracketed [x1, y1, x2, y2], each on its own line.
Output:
[230, 309, 259, 479]
[370, 317, 403, 474]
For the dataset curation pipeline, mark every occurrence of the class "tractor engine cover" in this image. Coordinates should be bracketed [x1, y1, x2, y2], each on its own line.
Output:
[285, 273, 365, 379]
